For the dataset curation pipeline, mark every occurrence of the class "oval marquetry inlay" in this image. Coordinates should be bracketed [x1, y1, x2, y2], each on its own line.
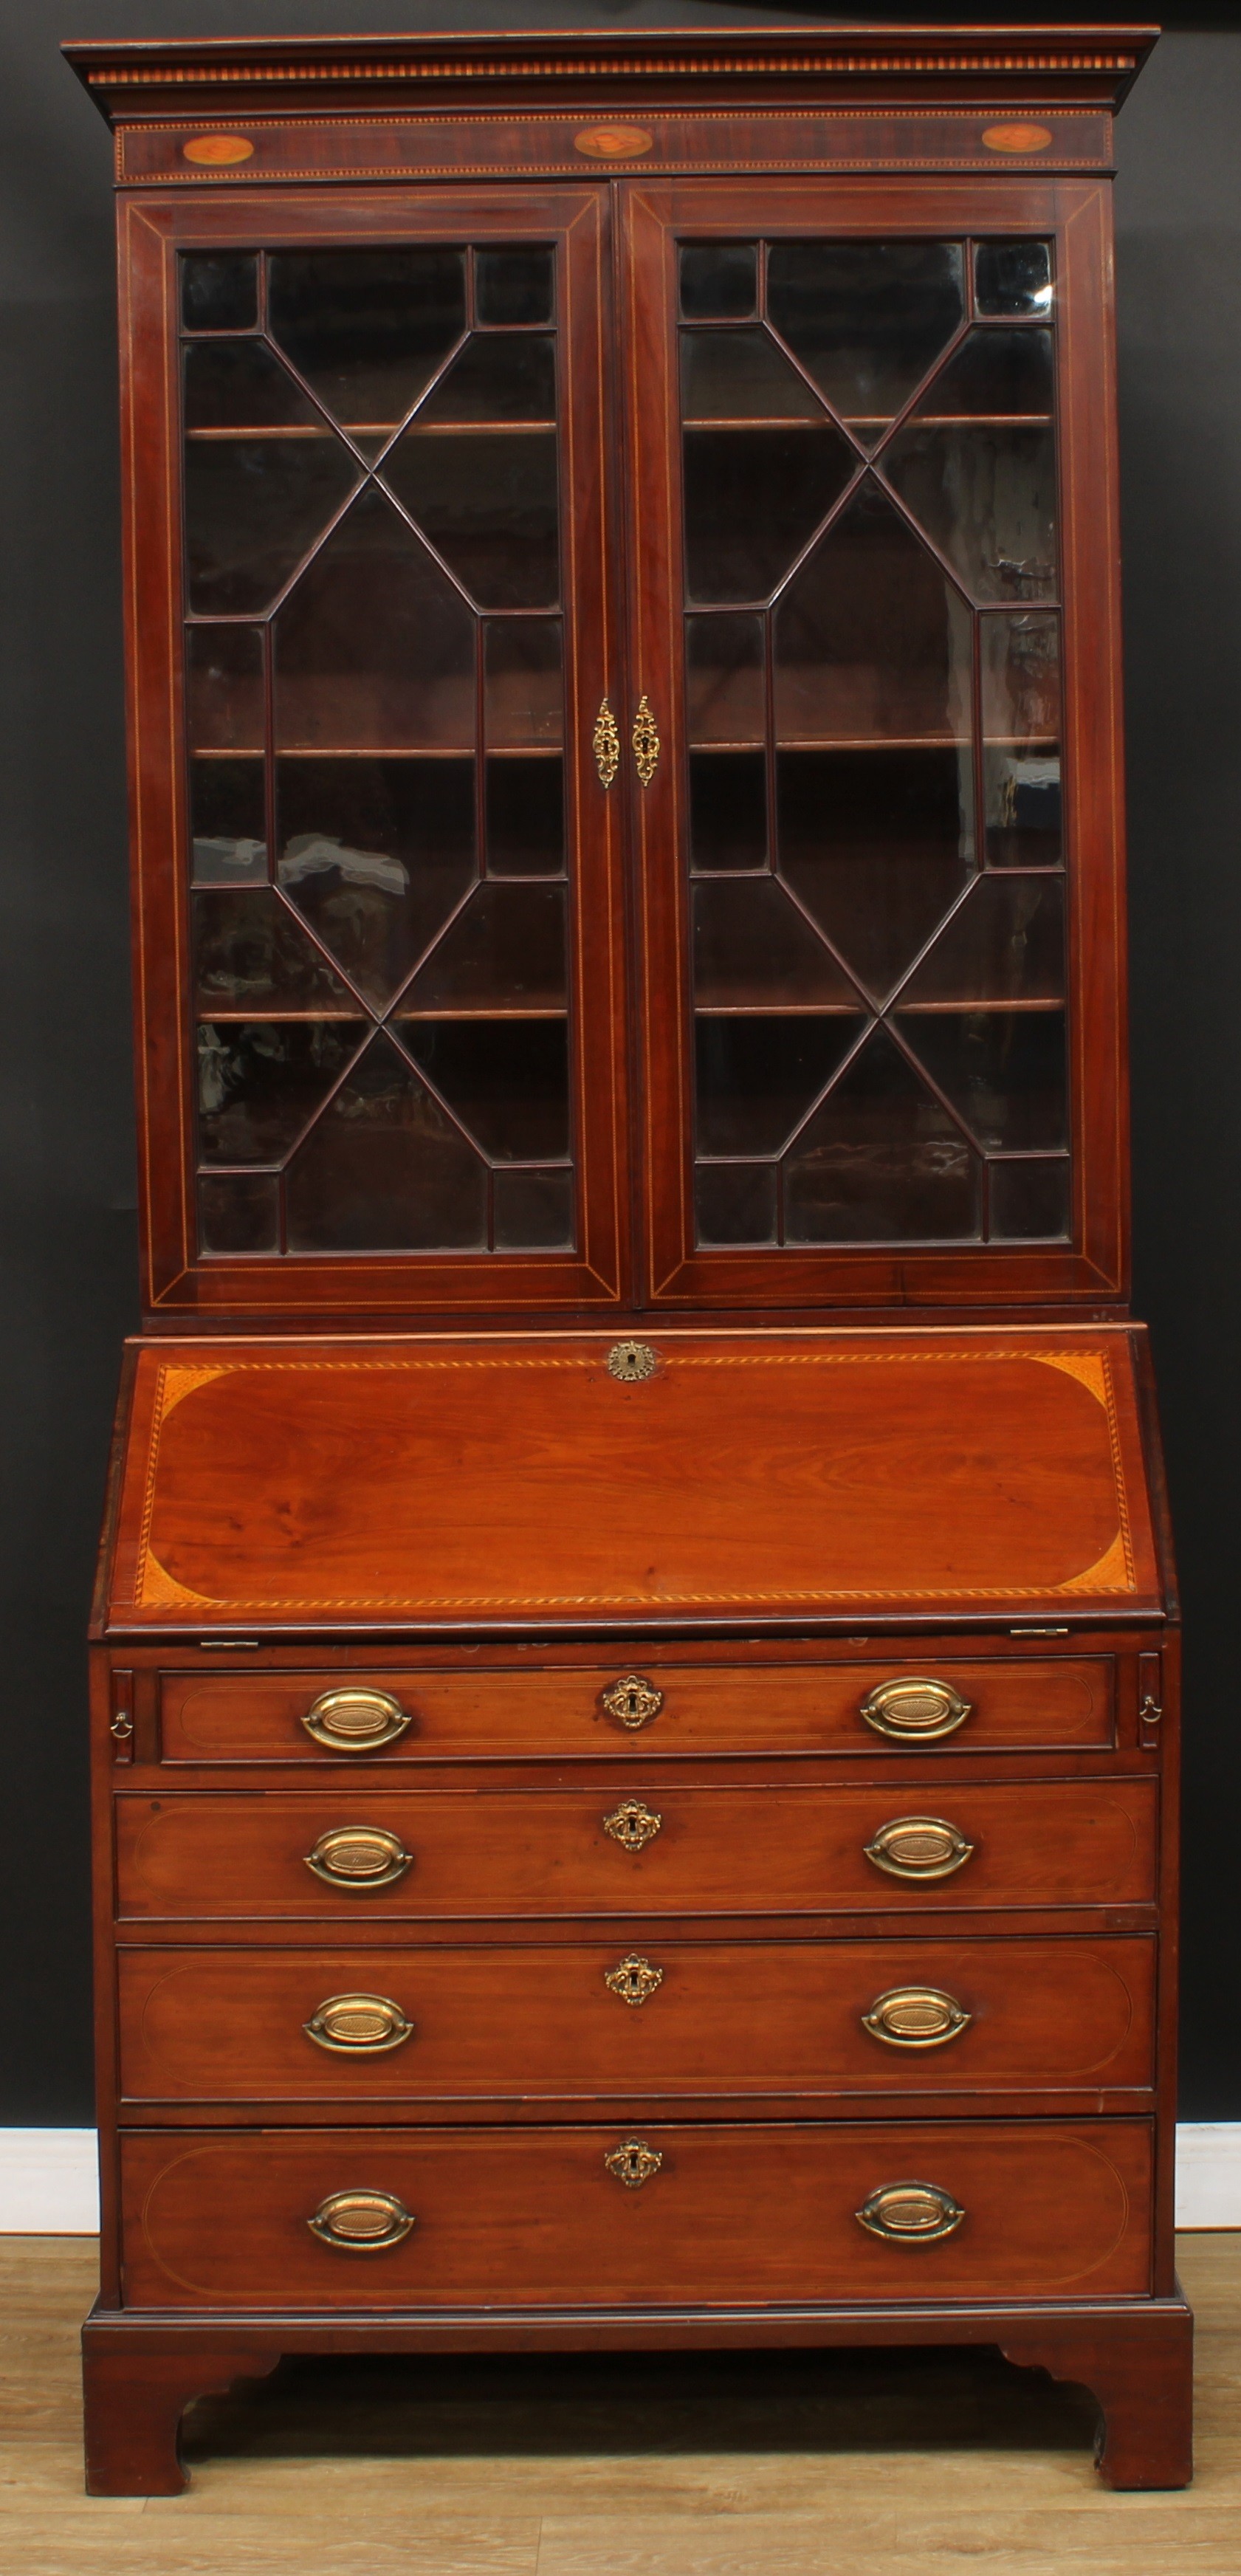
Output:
[574, 124, 653, 159]
[182, 134, 255, 165]
[981, 122, 1053, 154]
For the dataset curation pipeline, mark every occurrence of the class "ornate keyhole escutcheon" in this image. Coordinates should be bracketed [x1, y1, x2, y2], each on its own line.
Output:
[631, 694, 660, 786]
[605, 2137, 663, 2188]
[603, 1799, 662, 1852]
[856, 2182, 965, 2244]
[593, 695, 620, 788]
[606, 1339, 658, 1383]
[601, 1674, 664, 1729]
[604, 1953, 664, 2006]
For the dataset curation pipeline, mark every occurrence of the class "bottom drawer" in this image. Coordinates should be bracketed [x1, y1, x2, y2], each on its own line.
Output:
[119, 2119, 1152, 2310]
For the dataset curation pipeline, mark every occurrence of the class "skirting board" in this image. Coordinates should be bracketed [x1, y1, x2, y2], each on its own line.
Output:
[2, 2125, 1240, 2234]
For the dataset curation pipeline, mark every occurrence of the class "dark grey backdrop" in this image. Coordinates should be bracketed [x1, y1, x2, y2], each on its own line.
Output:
[3, 4, 1236, 2123]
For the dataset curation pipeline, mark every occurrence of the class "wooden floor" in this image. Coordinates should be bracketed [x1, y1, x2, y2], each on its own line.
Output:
[3, 2236, 1238, 2573]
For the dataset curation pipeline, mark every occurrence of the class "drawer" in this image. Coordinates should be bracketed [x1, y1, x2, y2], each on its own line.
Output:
[116, 1934, 1156, 2104]
[118, 2118, 1154, 2310]
[157, 1656, 1115, 1765]
[114, 1779, 1158, 1920]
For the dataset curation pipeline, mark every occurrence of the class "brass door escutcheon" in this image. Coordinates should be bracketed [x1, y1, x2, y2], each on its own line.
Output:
[304, 1993, 413, 2053]
[858, 1677, 971, 1741]
[601, 1674, 664, 1728]
[605, 2137, 663, 2188]
[604, 1953, 664, 2006]
[593, 695, 620, 787]
[603, 1799, 662, 1852]
[862, 1985, 972, 2048]
[303, 1824, 413, 1891]
[308, 2188, 415, 2251]
[632, 694, 659, 786]
[864, 1816, 974, 1881]
[855, 2182, 965, 2244]
[301, 1687, 412, 1752]
[606, 1339, 657, 1382]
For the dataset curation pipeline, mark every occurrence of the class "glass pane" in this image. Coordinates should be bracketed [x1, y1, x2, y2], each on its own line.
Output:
[492, 1165, 574, 1249]
[681, 329, 824, 423]
[182, 253, 257, 334]
[485, 756, 564, 876]
[685, 614, 766, 744]
[767, 241, 965, 444]
[694, 879, 858, 1009]
[198, 1172, 279, 1254]
[898, 876, 1064, 1007]
[284, 1032, 487, 1251]
[683, 424, 854, 605]
[399, 1019, 569, 1161]
[689, 751, 767, 872]
[185, 338, 324, 433]
[402, 883, 566, 1013]
[777, 748, 974, 1003]
[267, 249, 467, 435]
[883, 422, 1056, 603]
[981, 611, 1062, 866]
[974, 239, 1053, 320]
[274, 486, 475, 750]
[783, 1028, 980, 1242]
[912, 328, 1053, 421]
[774, 479, 974, 743]
[695, 1013, 864, 1157]
[383, 427, 559, 609]
[989, 1155, 1070, 1240]
[190, 758, 267, 886]
[197, 1020, 363, 1165]
[187, 626, 264, 752]
[695, 1161, 777, 1246]
[185, 440, 358, 618]
[194, 888, 355, 1015]
[417, 335, 555, 423]
[484, 619, 563, 747]
[476, 247, 554, 329]
[895, 1007, 1068, 1150]
[680, 243, 757, 321]
[275, 756, 475, 1010]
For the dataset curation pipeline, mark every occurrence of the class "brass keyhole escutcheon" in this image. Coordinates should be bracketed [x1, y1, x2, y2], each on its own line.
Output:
[603, 1799, 662, 1852]
[605, 2137, 663, 2188]
[607, 1339, 658, 1383]
[632, 694, 660, 786]
[601, 1674, 663, 1729]
[593, 695, 620, 787]
[604, 1953, 664, 2007]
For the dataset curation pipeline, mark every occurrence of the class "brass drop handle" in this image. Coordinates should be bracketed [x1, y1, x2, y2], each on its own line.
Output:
[304, 1993, 413, 2054]
[632, 694, 659, 786]
[862, 1986, 972, 2048]
[602, 1799, 662, 1852]
[308, 2188, 414, 2251]
[301, 1687, 412, 1752]
[601, 1674, 663, 1729]
[605, 1953, 664, 2006]
[605, 2137, 663, 2188]
[303, 1824, 413, 1891]
[856, 2182, 965, 2244]
[859, 1677, 971, 1741]
[864, 1816, 974, 1881]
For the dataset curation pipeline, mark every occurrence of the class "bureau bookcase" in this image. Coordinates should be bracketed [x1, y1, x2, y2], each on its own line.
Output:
[69, 25, 1191, 2496]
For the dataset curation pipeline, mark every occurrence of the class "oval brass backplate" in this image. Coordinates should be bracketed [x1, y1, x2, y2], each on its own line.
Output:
[856, 2182, 965, 2244]
[308, 2188, 414, 2251]
[304, 1993, 413, 2054]
[301, 1687, 412, 1753]
[864, 1816, 974, 1881]
[862, 1985, 972, 2048]
[303, 1825, 412, 1891]
[859, 1677, 971, 1742]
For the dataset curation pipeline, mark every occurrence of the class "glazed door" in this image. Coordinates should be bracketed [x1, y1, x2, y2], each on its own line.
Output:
[125, 186, 625, 1315]
[622, 179, 1127, 1308]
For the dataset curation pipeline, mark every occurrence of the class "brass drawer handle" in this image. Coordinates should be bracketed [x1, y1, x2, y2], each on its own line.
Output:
[304, 1993, 413, 2054]
[605, 2137, 663, 2188]
[301, 1688, 411, 1753]
[859, 1678, 971, 1741]
[605, 1953, 664, 2006]
[862, 1985, 972, 2048]
[308, 2188, 414, 2252]
[864, 1816, 974, 1881]
[603, 1799, 662, 1852]
[304, 1825, 412, 1891]
[601, 1674, 663, 1729]
[856, 2182, 965, 2244]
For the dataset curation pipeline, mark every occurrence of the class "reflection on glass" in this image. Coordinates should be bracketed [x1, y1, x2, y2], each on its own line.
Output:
[911, 328, 1052, 419]
[784, 1028, 980, 1241]
[767, 241, 964, 442]
[989, 1155, 1070, 1239]
[384, 426, 559, 608]
[402, 883, 566, 1012]
[268, 249, 467, 433]
[898, 876, 1064, 1007]
[276, 756, 475, 1009]
[777, 748, 974, 1002]
[418, 334, 555, 422]
[492, 1165, 574, 1248]
[182, 253, 257, 334]
[974, 239, 1053, 319]
[883, 422, 1057, 603]
[198, 1172, 279, 1254]
[399, 1019, 569, 1160]
[895, 1006, 1068, 1150]
[195, 888, 354, 1014]
[190, 758, 267, 885]
[274, 486, 475, 749]
[694, 879, 857, 1009]
[197, 1020, 362, 1164]
[484, 619, 563, 746]
[685, 614, 766, 743]
[684, 422, 853, 604]
[285, 1032, 487, 1251]
[680, 242, 757, 321]
[695, 1013, 863, 1157]
[187, 626, 264, 752]
[486, 756, 564, 876]
[690, 751, 767, 871]
[774, 480, 974, 743]
[981, 611, 1062, 865]
[476, 247, 554, 328]
[681, 329, 823, 422]
[695, 1161, 777, 1246]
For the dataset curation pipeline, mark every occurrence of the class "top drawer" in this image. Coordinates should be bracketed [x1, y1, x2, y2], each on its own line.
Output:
[157, 1657, 1114, 1765]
